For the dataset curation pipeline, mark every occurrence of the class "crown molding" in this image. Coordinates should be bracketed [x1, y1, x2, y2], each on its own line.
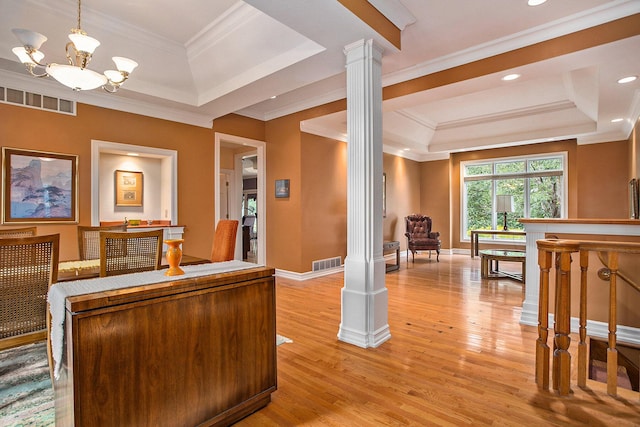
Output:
[366, 0, 416, 30]
[186, 2, 260, 60]
[0, 69, 213, 128]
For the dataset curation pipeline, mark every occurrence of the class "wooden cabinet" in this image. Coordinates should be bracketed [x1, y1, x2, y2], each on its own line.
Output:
[54, 266, 276, 426]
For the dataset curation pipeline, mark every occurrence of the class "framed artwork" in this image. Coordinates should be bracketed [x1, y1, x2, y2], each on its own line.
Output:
[115, 170, 143, 207]
[275, 179, 290, 198]
[2, 147, 78, 223]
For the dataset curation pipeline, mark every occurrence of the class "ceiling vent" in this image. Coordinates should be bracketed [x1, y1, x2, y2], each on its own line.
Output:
[0, 86, 75, 115]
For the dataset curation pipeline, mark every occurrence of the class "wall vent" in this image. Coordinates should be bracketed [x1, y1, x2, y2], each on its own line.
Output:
[312, 256, 342, 272]
[0, 86, 76, 115]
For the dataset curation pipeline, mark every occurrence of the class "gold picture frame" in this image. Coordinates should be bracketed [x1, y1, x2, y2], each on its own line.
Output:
[2, 147, 78, 223]
[115, 170, 143, 207]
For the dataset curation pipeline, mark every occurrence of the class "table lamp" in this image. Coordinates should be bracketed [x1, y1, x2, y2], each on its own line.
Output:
[496, 195, 514, 231]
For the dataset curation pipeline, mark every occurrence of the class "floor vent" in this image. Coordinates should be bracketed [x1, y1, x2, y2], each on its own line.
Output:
[312, 256, 342, 272]
[0, 86, 75, 115]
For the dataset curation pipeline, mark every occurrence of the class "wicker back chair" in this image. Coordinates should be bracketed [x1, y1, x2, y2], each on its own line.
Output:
[0, 234, 59, 351]
[0, 227, 37, 238]
[77, 224, 127, 260]
[211, 220, 239, 262]
[99, 229, 163, 277]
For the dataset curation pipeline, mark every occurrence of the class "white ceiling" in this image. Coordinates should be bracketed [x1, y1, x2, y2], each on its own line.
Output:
[1, 0, 639, 161]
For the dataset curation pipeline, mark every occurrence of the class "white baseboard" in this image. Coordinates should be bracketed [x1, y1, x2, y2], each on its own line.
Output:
[275, 249, 465, 281]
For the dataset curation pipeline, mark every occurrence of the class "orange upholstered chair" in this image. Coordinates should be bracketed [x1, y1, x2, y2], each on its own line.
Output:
[211, 220, 239, 262]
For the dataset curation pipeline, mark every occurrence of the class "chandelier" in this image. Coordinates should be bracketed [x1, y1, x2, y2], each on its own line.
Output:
[11, 0, 137, 93]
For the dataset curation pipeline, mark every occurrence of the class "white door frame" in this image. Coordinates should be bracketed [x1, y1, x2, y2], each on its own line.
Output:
[214, 132, 266, 265]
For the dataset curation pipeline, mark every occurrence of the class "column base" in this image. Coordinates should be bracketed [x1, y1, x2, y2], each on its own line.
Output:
[337, 284, 391, 348]
[338, 323, 391, 348]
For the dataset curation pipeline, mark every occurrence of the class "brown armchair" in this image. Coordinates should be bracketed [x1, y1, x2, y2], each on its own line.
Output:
[405, 214, 441, 262]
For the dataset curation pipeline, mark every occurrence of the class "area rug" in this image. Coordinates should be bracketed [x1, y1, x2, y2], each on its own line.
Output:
[1, 336, 292, 426]
[0, 341, 54, 427]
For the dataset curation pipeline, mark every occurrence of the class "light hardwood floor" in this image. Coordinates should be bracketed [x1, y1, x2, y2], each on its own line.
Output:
[238, 254, 640, 426]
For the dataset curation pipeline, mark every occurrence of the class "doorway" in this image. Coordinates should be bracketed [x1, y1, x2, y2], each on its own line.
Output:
[241, 155, 258, 262]
[214, 133, 266, 265]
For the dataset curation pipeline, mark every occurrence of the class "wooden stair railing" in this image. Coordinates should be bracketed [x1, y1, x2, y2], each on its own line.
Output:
[596, 251, 640, 293]
[535, 238, 640, 398]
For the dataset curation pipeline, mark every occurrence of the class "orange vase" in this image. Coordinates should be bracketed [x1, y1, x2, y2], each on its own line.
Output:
[164, 239, 185, 276]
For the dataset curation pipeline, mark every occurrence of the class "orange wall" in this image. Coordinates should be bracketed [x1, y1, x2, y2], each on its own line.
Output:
[1, 102, 215, 261]
[383, 154, 421, 248]
[631, 118, 639, 179]
[577, 141, 629, 218]
[300, 133, 348, 268]
[420, 159, 451, 249]
[213, 114, 265, 142]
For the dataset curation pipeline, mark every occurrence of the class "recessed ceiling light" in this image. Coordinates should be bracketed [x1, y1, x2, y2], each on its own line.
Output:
[403, 148, 410, 151]
[127, 152, 139, 156]
[270, 95, 277, 99]
[528, 0, 547, 5]
[502, 73, 520, 81]
[611, 118, 624, 123]
[617, 76, 637, 84]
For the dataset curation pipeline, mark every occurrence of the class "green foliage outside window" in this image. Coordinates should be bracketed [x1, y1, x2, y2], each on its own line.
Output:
[463, 155, 564, 239]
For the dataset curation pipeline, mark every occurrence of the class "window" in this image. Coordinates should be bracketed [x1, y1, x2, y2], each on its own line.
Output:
[462, 153, 566, 240]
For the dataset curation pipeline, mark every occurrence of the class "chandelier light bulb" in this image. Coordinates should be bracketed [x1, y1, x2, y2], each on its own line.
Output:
[104, 69, 125, 84]
[113, 57, 138, 74]
[68, 33, 100, 55]
[12, 47, 44, 65]
[12, 29, 47, 50]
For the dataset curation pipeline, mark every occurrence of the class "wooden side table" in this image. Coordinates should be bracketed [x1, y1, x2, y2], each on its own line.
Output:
[383, 241, 400, 273]
[470, 229, 526, 258]
[480, 249, 526, 283]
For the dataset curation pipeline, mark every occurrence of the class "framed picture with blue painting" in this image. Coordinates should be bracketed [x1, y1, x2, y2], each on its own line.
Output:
[2, 147, 78, 223]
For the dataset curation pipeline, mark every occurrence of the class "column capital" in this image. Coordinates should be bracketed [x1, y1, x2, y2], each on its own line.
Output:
[344, 39, 384, 64]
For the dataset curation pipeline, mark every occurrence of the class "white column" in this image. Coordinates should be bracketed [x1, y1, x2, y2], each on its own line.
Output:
[337, 39, 391, 348]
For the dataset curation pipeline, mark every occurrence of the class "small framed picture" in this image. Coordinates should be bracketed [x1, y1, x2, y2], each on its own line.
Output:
[275, 179, 290, 198]
[115, 170, 143, 207]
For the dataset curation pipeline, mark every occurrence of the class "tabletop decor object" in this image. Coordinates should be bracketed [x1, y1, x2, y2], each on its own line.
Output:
[164, 239, 184, 276]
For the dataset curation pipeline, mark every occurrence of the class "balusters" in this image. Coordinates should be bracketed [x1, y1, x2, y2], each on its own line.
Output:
[607, 251, 619, 396]
[553, 249, 575, 396]
[536, 247, 552, 390]
[577, 250, 589, 388]
[535, 239, 640, 399]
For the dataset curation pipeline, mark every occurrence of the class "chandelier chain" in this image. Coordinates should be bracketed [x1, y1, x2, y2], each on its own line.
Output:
[77, 0, 82, 31]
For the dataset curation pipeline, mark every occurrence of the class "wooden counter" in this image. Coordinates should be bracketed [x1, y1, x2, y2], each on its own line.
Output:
[54, 265, 276, 427]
